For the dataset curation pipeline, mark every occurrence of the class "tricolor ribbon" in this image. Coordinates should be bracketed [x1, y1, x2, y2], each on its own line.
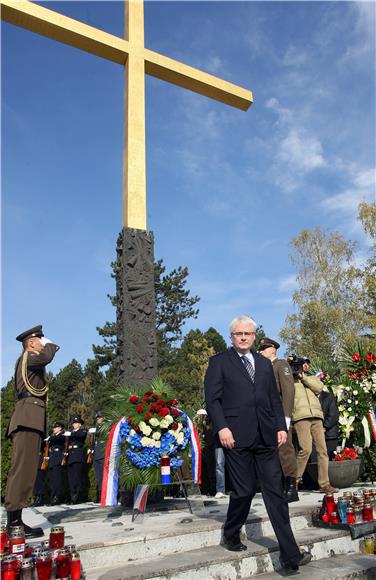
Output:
[368, 409, 376, 442]
[100, 417, 126, 507]
[177, 409, 202, 485]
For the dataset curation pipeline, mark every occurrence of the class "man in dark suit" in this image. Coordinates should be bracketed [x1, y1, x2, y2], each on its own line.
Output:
[5, 325, 59, 537]
[205, 315, 311, 573]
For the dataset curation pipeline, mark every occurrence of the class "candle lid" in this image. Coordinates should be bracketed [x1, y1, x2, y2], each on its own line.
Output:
[50, 526, 64, 533]
[21, 557, 34, 568]
[71, 551, 81, 560]
[65, 543, 77, 552]
[9, 525, 25, 536]
[2, 554, 17, 562]
[57, 547, 70, 556]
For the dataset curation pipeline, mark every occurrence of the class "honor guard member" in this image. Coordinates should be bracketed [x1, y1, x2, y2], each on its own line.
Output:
[93, 412, 106, 502]
[5, 325, 60, 537]
[31, 440, 47, 507]
[48, 421, 66, 505]
[67, 417, 87, 504]
[259, 337, 299, 502]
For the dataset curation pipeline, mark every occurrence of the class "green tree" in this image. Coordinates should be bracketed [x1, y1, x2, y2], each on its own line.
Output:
[358, 201, 376, 334]
[280, 227, 367, 359]
[48, 359, 84, 426]
[1, 379, 15, 498]
[160, 330, 215, 412]
[204, 327, 227, 354]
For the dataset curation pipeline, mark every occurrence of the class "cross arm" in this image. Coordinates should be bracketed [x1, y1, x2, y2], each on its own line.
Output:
[145, 48, 253, 111]
[0, 0, 129, 65]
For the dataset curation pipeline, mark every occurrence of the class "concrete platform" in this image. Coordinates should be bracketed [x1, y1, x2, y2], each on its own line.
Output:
[1, 486, 375, 579]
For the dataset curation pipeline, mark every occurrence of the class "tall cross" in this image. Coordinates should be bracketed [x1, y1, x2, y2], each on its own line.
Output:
[1, 0, 253, 230]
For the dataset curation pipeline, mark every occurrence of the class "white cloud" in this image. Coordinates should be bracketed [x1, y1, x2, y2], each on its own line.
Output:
[278, 129, 325, 172]
[321, 166, 375, 213]
[278, 274, 297, 293]
[282, 45, 308, 68]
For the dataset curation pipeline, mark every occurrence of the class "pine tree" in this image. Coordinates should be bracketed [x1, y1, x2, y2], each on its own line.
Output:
[1, 379, 15, 497]
[48, 359, 84, 427]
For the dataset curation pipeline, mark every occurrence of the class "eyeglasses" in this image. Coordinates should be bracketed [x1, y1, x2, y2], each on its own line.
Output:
[231, 332, 256, 337]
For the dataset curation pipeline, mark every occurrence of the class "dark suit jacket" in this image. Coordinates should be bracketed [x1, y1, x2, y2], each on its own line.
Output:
[48, 431, 65, 468]
[205, 348, 287, 448]
[67, 429, 87, 464]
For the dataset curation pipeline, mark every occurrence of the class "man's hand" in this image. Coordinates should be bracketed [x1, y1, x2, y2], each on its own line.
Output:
[218, 427, 235, 449]
[277, 431, 287, 447]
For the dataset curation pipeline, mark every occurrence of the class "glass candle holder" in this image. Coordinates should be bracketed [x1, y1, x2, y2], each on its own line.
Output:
[20, 557, 34, 580]
[354, 507, 363, 524]
[49, 527, 65, 549]
[362, 503, 373, 522]
[1, 525, 9, 553]
[346, 507, 355, 524]
[325, 493, 336, 515]
[1, 555, 19, 580]
[35, 552, 52, 580]
[337, 499, 348, 524]
[55, 548, 71, 579]
[9, 527, 25, 556]
[70, 552, 81, 580]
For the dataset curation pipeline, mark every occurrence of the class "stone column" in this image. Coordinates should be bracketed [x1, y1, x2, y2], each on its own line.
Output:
[116, 227, 158, 386]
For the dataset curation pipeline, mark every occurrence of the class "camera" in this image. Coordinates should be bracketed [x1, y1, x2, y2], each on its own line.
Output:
[287, 354, 306, 377]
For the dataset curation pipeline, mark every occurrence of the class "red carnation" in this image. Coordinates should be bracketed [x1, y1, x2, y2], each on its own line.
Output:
[158, 408, 169, 417]
[172, 399, 177, 405]
[352, 353, 361, 362]
[144, 412, 153, 421]
[134, 425, 140, 432]
[127, 416, 134, 424]
[171, 423, 179, 430]
[157, 399, 165, 405]
[152, 393, 159, 400]
[149, 403, 157, 411]
[136, 404, 145, 413]
[143, 396, 151, 402]
[129, 395, 139, 403]
[171, 409, 179, 417]
[366, 352, 376, 363]
[145, 390, 153, 396]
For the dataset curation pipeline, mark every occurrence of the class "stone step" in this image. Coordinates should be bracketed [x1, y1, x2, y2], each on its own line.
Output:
[252, 553, 376, 580]
[77, 507, 315, 571]
[84, 527, 364, 579]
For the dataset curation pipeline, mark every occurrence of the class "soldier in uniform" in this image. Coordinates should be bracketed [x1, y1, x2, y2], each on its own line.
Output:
[48, 421, 66, 505]
[67, 416, 87, 504]
[5, 325, 60, 537]
[31, 440, 47, 507]
[92, 412, 106, 502]
[259, 337, 299, 502]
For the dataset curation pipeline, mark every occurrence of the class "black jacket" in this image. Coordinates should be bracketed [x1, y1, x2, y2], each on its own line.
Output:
[319, 391, 339, 440]
[67, 428, 87, 464]
[205, 348, 286, 448]
[48, 431, 65, 468]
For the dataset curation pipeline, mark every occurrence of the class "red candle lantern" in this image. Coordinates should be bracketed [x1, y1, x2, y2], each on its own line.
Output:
[0, 525, 9, 553]
[363, 503, 373, 522]
[346, 507, 355, 524]
[8, 526, 25, 556]
[55, 548, 71, 579]
[35, 552, 52, 580]
[1, 555, 19, 580]
[70, 552, 81, 580]
[49, 527, 65, 549]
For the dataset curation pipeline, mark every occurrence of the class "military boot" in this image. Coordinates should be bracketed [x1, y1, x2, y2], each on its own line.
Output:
[285, 477, 299, 503]
[7, 509, 44, 538]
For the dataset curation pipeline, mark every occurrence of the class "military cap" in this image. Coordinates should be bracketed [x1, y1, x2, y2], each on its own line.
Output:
[71, 416, 84, 425]
[16, 324, 44, 342]
[259, 337, 280, 350]
[302, 357, 311, 364]
[95, 411, 104, 419]
[53, 421, 65, 429]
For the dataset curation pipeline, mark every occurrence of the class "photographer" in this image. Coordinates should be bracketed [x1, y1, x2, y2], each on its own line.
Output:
[289, 356, 337, 493]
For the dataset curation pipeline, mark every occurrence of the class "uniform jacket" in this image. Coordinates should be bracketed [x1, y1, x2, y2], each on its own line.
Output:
[93, 428, 106, 462]
[292, 374, 324, 423]
[8, 343, 59, 436]
[48, 431, 65, 468]
[204, 347, 287, 448]
[67, 428, 87, 464]
[319, 391, 340, 440]
[272, 358, 295, 417]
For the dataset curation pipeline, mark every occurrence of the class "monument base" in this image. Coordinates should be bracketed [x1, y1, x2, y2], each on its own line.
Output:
[116, 227, 158, 387]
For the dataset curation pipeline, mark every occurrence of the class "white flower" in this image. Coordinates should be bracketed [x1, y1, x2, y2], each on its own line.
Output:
[139, 421, 146, 430]
[155, 441, 161, 448]
[353, 390, 358, 395]
[159, 419, 169, 429]
[348, 407, 352, 412]
[176, 432, 184, 445]
[149, 418, 160, 427]
[141, 436, 154, 447]
[140, 424, 152, 436]
[129, 429, 136, 436]
[152, 431, 161, 440]
[164, 415, 173, 425]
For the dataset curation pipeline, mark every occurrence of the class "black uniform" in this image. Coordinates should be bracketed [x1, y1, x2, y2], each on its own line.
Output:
[67, 428, 87, 503]
[48, 431, 65, 503]
[32, 446, 46, 505]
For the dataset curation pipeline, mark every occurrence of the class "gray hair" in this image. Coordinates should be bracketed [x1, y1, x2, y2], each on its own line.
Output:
[230, 315, 257, 334]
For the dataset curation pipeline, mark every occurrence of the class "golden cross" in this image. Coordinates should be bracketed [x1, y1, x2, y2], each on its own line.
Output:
[1, 0, 253, 230]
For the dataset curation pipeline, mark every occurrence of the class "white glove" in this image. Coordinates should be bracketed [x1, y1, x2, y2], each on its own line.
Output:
[88, 428, 96, 434]
[40, 337, 53, 346]
[285, 417, 291, 430]
[64, 431, 71, 437]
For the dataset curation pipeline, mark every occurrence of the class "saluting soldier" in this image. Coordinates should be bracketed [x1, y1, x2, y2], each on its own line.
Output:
[48, 421, 66, 505]
[67, 417, 87, 504]
[93, 412, 106, 503]
[259, 337, 299, 502]
[5, 325, 60, 537]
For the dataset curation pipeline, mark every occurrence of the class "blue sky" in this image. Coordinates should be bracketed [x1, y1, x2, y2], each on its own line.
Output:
[2, 1, 375, 382]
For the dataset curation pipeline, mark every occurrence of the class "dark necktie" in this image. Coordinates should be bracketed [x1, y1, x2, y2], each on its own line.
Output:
[241, 355, 255, 382]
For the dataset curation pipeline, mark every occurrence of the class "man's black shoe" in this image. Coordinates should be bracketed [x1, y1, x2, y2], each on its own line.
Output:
[280, 551, 312, 574]
[286, 488, 299, 503]
[23, 523, 44, 538]
[221, 541, 247, 552]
